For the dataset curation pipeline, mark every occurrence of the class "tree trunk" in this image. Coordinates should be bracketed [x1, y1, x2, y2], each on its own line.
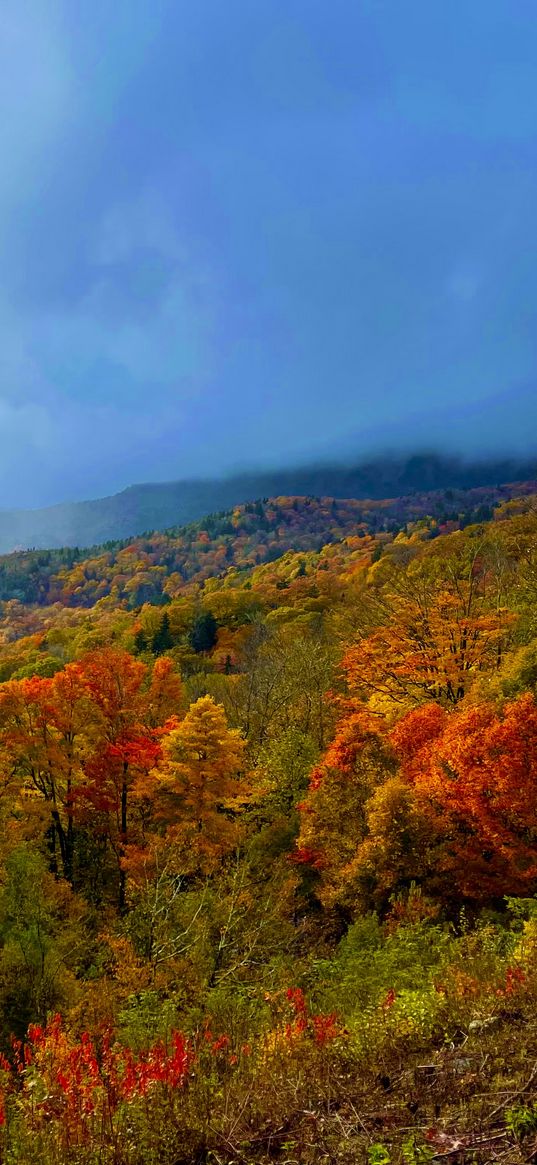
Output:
[118, 766, 128, 914]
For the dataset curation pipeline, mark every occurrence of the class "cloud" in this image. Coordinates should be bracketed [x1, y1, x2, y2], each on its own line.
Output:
[33, 187, 218, 399]
[0, 397, 57, 505]
[0, 178, 222, 505]
[0, 1, 536, 511]
[94, 190, 185, 268]
[0, 1, 72, 215]
[446, 263, 482, 303]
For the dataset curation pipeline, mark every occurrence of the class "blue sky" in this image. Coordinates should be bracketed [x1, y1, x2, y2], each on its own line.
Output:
[2, 1, 537, 507]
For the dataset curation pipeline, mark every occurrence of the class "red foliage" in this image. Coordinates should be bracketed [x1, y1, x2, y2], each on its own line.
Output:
[288, 846, 325, 868]
[391, 693, 537, 898]
[388, 703, 447, 781]
[5, 1014, 194, 1141]
[283, 987, 340, 1046]
[310, 709, 386, 785]
[497, 966, 526, 997]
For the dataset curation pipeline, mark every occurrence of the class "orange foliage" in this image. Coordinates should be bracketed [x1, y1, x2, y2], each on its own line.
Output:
[344, 583, 512, 707]
[0, 648, 183, 907]
[391, 693, 537, 898]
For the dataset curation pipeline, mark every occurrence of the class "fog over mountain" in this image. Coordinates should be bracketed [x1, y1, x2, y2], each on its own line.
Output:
[1, 451, 536, 553]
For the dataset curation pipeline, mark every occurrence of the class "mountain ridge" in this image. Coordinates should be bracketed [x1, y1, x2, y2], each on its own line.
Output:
[0, 479, 534, 612]
[2, 451, 537, 553]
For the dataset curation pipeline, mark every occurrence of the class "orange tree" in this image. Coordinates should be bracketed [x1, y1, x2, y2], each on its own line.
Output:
[294, 708, 396, 915]
[74, 649, 172, 912]
[0, 668, 98, 882]
[0, 649, 184, 910]
[391, 692, 537, 901]
[296, 689, 537, 913]
[343, 538, 515, 710]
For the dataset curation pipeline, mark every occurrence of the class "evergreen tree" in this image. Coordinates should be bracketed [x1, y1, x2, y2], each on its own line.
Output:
[133, 626, 147, 654]
[189, 611, 218, 653]
[151, 613, 174, 655]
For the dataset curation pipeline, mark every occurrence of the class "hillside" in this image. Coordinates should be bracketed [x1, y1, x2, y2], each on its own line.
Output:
[0, 486, 537, 1161]
[2, 451, 537, 552]
[0, 479, 532, 614]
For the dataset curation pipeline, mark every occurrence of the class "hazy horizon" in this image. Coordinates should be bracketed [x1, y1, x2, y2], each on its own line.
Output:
[0, 444, 536, 517]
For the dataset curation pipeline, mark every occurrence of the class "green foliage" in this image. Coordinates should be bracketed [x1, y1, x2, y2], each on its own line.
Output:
[401, 1135, 434, 1163]
[151, 612, 174, 654]
[0, 847, 85, 1038]
[313, 917, 452, 1022]
[189, 610, 218, 653]
[506, 1103, 537, 1140]
[258, 726, 318, 814]
[368, 1145, 391, 1165]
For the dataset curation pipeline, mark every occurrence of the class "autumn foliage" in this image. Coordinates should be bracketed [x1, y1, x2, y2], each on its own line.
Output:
[0, 492, 534, 1160]
[391, 692, 537, 898]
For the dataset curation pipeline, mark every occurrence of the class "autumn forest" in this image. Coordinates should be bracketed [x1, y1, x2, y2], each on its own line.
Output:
[0, 485, 537, 1162]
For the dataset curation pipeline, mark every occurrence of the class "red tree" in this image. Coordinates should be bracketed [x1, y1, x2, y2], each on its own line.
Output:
[391, 693, 537, 899]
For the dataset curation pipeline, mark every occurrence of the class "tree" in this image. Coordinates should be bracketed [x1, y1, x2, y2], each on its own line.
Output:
[73, 649, 160, 912]
[391, 692, 537, 900]
[0, 668, 98, 882]
[0, 846, 86, 1037]
[189, 612, 218, 654]
[0, 649, 185, 908]
[346, 776, 435, 912]
[143, 657, 183, 729]
[235, 625, 336, 752]
[151, 613, 174, 655]
[133, 626, 148, 654]
[343, 542, 515, 711]
[295, 711, 395, 915]
[344, 583, 511, 709]
[153, 696, 248, 873]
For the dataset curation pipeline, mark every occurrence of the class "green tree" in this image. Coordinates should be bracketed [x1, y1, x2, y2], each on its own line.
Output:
[189, 611, 218, 654]
[0, 847, 85, 1037]
[151, 612, 174, 655]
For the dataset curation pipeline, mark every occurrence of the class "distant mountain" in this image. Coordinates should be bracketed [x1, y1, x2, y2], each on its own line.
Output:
[1, 451, 536, 553]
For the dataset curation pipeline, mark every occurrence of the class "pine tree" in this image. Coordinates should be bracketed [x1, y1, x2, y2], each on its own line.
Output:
[133, 626, 147, 653]
[188, 611, 217, 653]
[151, 613, 174, 655]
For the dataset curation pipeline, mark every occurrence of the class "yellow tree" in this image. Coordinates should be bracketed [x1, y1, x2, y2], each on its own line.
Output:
[154, 696, 248, 873]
